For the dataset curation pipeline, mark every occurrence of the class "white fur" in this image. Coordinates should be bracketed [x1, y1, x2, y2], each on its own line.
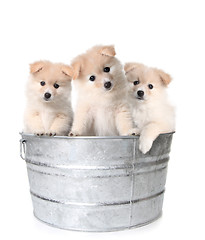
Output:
[72, 75, 136, 136]
[24, 65, 73, 136]
[70, 46, 137, 136]
[126, 65, 175, 154]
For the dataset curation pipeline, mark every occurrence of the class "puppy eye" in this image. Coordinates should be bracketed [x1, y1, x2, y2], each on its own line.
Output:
[133, 80, 140, 85]
[89, 75, 96, 81]
[104, 67, 110, 72]
[54, 83, 59, 89]
[40, 81, 45, 86]
[148, 84, 153, 89]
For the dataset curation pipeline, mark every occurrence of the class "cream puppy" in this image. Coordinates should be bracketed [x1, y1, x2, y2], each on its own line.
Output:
[124, 63, 175, 154]
[70, 45, 137, 136]
[24, 60, 73, 136]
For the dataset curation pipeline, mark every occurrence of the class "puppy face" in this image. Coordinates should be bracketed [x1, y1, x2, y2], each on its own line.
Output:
[124, 63, 171, 102]
[28, 61, 73, 103]
[72, 45, 125, 95]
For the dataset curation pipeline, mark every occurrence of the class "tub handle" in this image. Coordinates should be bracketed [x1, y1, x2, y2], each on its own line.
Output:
[20, 139, 26, 160]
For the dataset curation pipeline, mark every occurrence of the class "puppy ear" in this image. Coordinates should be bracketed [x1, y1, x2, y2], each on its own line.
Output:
[124, 62, 136, 74]
[30, 61, 45, 74]
[156, 69, 172, 86]
[61, 65, 73, 79]
[124, 62, 144, 74]
[99, 45, 116, 57]
[71, 61, 81, 80]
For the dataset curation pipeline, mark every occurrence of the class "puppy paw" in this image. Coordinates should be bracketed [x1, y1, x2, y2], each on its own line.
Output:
[34, 132, 45, 136]
[139, 137, 153, 154]
[126, 128, 140, 136]
[69, 131, 79, 137]
[46, 132, 56, 137]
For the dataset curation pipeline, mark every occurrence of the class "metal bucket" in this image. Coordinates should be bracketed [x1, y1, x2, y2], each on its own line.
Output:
[20, 133, 174, 232]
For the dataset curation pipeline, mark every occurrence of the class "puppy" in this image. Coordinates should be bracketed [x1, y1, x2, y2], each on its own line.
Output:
[24, 60, 73, 136]
[70, 45, 137, 136]
[124, 62, 175, 154]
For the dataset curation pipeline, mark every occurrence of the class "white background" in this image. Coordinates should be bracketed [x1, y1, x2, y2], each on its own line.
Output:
[0, 0, 205, 239]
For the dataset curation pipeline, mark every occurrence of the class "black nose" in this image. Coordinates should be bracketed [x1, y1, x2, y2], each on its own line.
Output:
[104, 81, 112, 89]
[137, 90, 144, 97]
[44, 92, 51, 99]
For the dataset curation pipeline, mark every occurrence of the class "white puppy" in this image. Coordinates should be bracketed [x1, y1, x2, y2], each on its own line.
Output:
[124, 62, 175, 154]
[70, 45, 137, 136]
[24, 60, 73, 136]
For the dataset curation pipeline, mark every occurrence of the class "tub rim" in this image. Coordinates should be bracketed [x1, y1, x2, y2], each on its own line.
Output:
[20, 131, 175, 140]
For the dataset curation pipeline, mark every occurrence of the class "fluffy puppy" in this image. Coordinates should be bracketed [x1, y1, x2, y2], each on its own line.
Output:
[124, 62, 175, 154]
[24, 60, 73, 136]
[70, 45, 137, 136]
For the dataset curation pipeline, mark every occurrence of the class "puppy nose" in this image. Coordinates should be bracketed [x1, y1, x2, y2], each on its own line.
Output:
[137, 90, 144, 97]
[44, 92, 51, 99]
[104, 81, 112, 89]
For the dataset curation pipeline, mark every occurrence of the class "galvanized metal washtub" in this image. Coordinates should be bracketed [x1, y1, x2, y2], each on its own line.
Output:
[20, 132, 174, 232]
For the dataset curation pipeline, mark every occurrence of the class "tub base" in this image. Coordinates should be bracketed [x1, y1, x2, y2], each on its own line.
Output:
[34, 212, 162, 232]
[31, 191, 164, 232]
